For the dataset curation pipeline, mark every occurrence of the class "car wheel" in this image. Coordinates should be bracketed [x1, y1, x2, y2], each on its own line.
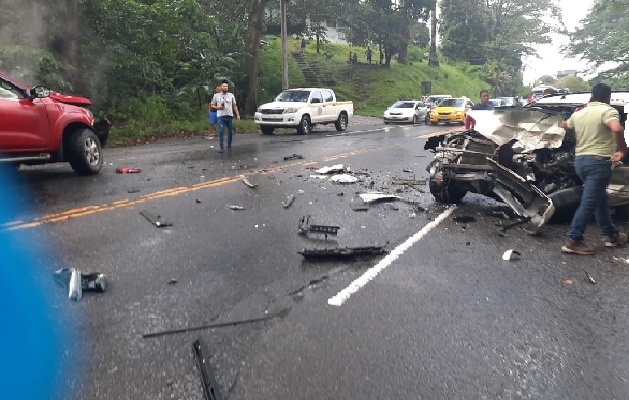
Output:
[296, 115, 311, 135]
[261, 125, 275, 135]
[67, 128, 103, 175]
[430, 121, 438, 126]
[335, 113, 348, 131]
[412, 115, 418, 124]
[424, 114, 429, 124]
[428, 179, 467, 204]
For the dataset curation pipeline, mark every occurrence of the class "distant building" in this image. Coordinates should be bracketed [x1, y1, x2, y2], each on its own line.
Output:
[557, 70, 578, 79]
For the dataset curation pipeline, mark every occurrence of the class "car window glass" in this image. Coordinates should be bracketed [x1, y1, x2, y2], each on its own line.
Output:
[0, 80, 22, 99]
[392, 102, 416, 109]
[322, 90, 334, 102]
[311, 91, 323, 103]
[276, 90, 310, 102]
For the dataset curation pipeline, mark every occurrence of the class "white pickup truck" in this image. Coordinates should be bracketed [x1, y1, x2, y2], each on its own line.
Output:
[254, 88, 354, 135]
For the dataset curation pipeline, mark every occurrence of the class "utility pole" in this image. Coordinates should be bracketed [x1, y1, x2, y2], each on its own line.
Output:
[280, 0, 289, 89]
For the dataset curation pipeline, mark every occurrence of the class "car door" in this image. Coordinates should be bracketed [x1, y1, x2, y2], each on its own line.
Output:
[322, 90, 337, 121]
[309, 90, 325, 123]
[0, 79, 51, 151]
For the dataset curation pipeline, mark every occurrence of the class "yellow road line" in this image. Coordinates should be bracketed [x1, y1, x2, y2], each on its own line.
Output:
[3, 135, 432, 231]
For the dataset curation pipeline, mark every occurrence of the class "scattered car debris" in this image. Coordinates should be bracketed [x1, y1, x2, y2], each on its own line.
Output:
[283, 194, 296, 209]
[413, 204, 426, 212]
[227, 205, 245, 210]
[453, 215, 476, 223]
[330, 174, 359, 184]
[402, 168, 413, 173]
[283, 153, 304, 161]
[298, 246, 387, 260]
[142, 314, 276, 338]
[561, 279, 574, 285]
[116, 167, 142, 173]
[140, 210, 173, 227]
[359, 191, 403, 204]
[192, 338, 225, 400]
[127, 189, 141, 194]
[242, 178, 258, 188]
[496, 218, 528, 233]
[167, 278, 178, 285]
[350, 196, 370, 211]
[502, 249, 521, 261]
[298, 215, 340, 239]
[585, 270, 596, 284]
[53, 268, 107, 301]
[316, 164, 345, 174]
[391, 177, 427, 186]
[195, 198, 202, 204]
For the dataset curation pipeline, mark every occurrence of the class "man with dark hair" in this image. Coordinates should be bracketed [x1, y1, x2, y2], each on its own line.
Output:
[561, 83, 627, 254]
[211, 79, 240, 152]
[465, 89, 493, 129]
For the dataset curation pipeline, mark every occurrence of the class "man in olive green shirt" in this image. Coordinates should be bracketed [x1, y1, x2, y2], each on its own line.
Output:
[560, 83, 627, 255]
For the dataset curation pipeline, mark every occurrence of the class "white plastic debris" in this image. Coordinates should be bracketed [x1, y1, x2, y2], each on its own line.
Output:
[316, 164, 344, 174]
[502, 249, 521, 261]
[330, 174, 358, 183]
[309, 174, 328, 180]
[359, 191, 403, 203]
[69, 268, 82, 301]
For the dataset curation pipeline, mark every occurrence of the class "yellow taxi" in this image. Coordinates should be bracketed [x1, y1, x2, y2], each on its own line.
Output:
[429, 97, 473, 125]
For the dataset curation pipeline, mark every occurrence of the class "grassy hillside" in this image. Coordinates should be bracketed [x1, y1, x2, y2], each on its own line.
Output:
[259, 36, 489, 116]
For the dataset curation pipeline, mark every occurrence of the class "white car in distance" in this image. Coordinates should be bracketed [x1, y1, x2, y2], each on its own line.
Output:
[383, 100, 429, 124]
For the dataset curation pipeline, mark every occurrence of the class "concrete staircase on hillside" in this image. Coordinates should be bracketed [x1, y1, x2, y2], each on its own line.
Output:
[292, 52, 336, 87]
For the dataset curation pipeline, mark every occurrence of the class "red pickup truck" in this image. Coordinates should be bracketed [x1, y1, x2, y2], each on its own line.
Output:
[0, 71, 109, 175]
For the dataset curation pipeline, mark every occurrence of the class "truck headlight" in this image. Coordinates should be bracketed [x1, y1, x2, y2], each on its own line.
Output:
[284, 108, 298, 113]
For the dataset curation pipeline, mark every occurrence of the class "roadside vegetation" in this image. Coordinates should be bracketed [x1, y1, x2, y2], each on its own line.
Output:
[1, 0, 626, 146]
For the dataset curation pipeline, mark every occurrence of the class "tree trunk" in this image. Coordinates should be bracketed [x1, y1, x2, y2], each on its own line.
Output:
[244, 0, 269, 115]
[428, 5, 439, 66]
[397, 41, 408, 64]
[52, 0, 85, 94]
[316, 32, 320, 53]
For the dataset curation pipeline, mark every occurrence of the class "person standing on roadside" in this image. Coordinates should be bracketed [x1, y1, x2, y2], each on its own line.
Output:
[211, 79, 240, 152]
[465, 89, 493, 129]
[207, 86, 221, 137]
[300, 37, 306, 53]
[366, 46, 372, 64]
[561, 83, 627, 255]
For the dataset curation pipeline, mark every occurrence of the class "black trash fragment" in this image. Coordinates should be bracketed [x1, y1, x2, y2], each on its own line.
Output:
[298, 246, 387, 260]
[196, 198, 202, 204]
[402, 168, 413, 173]
[140, 210, 173, 227]
[283, 194, 296, 209]
[283, 154, 304, 161]
[53, 268, 107, 300]
[298, 215, 340, 239]
[413, 204, 426, 212]
[453, 215, 476, 223]
[192, 338, 225, 400]
[127, 189, 140, 194]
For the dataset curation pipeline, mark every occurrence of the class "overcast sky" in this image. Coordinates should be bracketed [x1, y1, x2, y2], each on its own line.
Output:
[521, 0, 595, 85]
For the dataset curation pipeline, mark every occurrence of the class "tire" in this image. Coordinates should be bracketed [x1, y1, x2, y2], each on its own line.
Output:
[430, 121, 437, 126]
[296, 115, 311, 135]
[424, 114, 429, 124]
[412, 115, 418, 124]
[260, 125, 275, 135]
[66, 128, 103, 175]
[335, 113, 348, 131]
[429, 178, 467, 204]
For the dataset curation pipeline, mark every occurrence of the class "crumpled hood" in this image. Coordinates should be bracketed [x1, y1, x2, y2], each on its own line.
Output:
[260, 101, 307, 110]
[50, 92, 92, 107]
[467, 108, 565, 153]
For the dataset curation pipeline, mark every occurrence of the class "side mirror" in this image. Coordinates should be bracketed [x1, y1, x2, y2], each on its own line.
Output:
[311, 98, 321, 104]
[30, 86, 51, 98]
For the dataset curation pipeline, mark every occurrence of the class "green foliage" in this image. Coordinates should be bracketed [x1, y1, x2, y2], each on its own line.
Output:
[554, 75, 590, 92]
[565, 0, 629, 79]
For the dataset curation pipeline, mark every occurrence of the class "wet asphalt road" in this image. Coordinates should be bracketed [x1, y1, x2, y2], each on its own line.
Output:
[6, 118, 629, 399]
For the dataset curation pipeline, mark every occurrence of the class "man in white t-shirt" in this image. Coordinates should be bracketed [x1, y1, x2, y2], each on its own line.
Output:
[211, 79, 241, 152]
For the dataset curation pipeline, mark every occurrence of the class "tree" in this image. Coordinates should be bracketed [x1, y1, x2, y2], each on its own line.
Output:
[565, 0, 629, 82]
[244, 0, 271, 114]
[538, 75, 556, 85]
[439, 0, 492, 65]
[428, 0, 438, 66]
[554, 75, 590, 92]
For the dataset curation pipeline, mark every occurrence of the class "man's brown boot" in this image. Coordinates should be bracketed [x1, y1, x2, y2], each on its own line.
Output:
[603, 232, 628, 248]
[561, 239, 594, 255]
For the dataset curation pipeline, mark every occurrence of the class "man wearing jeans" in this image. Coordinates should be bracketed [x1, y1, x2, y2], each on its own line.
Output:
[211, 79, 240, 152]
[561, 83, 627, 255]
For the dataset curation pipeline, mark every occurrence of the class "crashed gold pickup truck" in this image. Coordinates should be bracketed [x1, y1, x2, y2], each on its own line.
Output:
[424, 91, 629, 233]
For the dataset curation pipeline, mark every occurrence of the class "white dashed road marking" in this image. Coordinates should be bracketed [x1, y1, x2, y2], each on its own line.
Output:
[327, 207, 457, 307]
